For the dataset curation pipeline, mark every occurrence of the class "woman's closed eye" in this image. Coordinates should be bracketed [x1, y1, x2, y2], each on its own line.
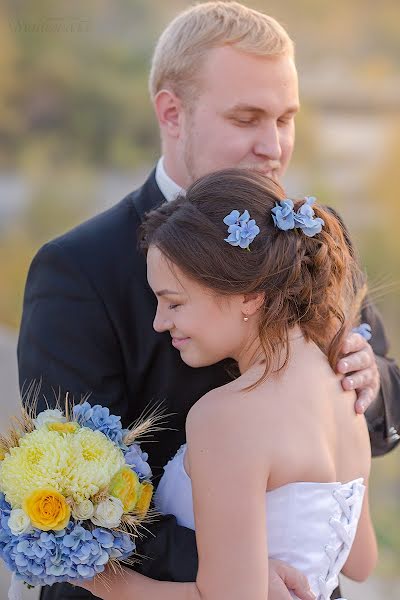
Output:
[169, 304, 180, 310]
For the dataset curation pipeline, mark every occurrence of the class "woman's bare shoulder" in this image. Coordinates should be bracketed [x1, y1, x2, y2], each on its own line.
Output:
[186, 375, 278, 454]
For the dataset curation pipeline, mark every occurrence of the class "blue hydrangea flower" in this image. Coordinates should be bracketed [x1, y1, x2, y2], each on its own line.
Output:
[108, 531, 136, 559]
[124, 443, 152, 479]
[0, 517, 135, 586]
[271, 199, 295, 231]
[293, 197, 324, 237]
[0, 493, 11, 514]
[223, 209, 260, 249]
[272, 196, 324, 237]
[92, 528, 115, 549]
[73, 402, 125, 446]
[352, 323, 372, 341]
[223, 209, 250, 226]
[63, 525, 93, 551]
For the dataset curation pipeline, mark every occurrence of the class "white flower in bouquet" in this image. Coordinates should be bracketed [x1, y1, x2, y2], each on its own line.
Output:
[8, 509, 33, 536]
[33, 409, 66, 429]
[91, 497, 124, 528]
[71, 499, 94, 521]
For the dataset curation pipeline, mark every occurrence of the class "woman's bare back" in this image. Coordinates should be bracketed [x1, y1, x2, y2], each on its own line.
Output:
[218, 333, 371, 492]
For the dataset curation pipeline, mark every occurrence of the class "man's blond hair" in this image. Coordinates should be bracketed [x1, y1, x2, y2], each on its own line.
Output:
[149, 1, 294, 104]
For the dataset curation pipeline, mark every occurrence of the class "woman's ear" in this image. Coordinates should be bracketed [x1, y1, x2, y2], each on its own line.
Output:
[241, 291, 265, 316]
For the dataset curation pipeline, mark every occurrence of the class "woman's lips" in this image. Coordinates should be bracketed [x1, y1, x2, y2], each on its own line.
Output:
[172, 337, 190, 349]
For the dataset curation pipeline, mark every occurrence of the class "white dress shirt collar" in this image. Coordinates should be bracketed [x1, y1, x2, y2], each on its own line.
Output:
[155, 156, 185, 202]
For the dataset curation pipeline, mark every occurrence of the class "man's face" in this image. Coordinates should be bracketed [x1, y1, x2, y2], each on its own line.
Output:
[177, 46, 299, 185]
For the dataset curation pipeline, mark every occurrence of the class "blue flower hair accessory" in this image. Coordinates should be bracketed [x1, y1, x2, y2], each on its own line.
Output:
[272, 196, 325, 237]
[352, 323, 372, 341]
[223, 209, 260, 250]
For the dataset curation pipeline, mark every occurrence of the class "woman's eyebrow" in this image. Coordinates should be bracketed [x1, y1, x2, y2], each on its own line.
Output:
[155, 289, 182, 297]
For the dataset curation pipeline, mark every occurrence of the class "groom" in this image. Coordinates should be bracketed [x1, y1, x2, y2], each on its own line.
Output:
[18, 2, 400, 600]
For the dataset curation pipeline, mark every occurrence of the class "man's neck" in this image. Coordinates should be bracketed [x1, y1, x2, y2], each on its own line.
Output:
[155, 156, 186, 203]
[162, 155, 189, 189]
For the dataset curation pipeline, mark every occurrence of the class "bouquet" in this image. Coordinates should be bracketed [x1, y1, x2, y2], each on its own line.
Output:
[0, 397, 160, 592]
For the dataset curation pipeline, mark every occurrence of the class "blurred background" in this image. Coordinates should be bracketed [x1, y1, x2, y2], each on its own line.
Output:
[0, 0, 399, 598]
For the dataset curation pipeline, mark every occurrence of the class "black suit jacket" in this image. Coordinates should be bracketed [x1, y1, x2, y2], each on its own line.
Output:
[18, 170, 400, 600]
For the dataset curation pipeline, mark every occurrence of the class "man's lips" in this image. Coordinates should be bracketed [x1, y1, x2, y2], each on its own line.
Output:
[244, 165, 280, 179]
[171, 337, 190, 349]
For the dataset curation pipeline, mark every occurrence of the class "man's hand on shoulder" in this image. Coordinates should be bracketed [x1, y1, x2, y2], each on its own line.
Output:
[337, 332, 380, 415]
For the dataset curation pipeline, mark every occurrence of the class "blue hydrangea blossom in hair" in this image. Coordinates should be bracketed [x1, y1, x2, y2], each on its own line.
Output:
[352, 323, 372, 341]
[272, 196, 325, 237]
[223, 209, 260, 249]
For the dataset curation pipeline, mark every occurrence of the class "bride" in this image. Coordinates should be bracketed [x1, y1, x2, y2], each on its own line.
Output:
[78, 169, 377, 599]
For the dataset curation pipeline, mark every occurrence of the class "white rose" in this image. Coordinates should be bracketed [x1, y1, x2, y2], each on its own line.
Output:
[34, 409, 66, 429]
[72, 499, 94, 521]
[91, 497, 124, 528]
[8, 509, 33, 536]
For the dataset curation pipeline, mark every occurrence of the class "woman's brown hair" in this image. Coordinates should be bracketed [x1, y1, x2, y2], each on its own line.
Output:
[140, 169, 366, 388]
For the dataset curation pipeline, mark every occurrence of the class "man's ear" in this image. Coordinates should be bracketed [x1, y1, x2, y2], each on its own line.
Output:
[153, 89, 183, 138]
[242, 291, 265, 316]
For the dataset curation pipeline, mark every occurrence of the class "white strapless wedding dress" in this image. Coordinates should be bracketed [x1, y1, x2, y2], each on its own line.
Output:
[154, 444, 365, 600]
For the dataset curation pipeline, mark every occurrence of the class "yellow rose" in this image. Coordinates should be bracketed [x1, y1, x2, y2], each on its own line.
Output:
[135, 482, 153, 517]
[23, 489, 71, 531]
[109, 467, 140, 512]
[47, 422, 79, 434]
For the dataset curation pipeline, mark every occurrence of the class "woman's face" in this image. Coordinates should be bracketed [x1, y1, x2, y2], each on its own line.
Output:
[146, 245, 253, 368]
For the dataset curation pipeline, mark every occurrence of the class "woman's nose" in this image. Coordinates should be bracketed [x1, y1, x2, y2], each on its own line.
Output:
[153, 309, 172, 333]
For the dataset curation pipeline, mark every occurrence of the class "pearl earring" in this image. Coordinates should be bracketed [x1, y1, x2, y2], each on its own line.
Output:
[243, 316, 249, 322]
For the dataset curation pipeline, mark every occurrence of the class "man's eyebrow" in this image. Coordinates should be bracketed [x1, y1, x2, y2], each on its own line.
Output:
[155, 289, 182, 297]
[224, 103, 300, 115]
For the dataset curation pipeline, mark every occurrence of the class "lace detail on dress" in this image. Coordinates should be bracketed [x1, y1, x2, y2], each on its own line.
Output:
[317, 479, 364, 600]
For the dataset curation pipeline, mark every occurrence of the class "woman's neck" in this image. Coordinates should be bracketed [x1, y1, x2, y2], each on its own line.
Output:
[237, 325, 305, 376]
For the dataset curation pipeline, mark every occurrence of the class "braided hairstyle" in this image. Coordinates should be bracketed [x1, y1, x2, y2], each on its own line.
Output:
[140, 168, 366, 388]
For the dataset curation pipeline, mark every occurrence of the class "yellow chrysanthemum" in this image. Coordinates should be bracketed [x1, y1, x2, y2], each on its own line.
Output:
[0, 426, 124, 508]
[0, 428, 71, 507]
[63, 428, 125, 503]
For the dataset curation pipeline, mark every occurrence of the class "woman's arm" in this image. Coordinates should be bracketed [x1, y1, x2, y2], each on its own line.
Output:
[341, 478, 378, 582]
[76, 567, 195, 600]
[185, 389, 271, 600]
[78, 388, 270, 600]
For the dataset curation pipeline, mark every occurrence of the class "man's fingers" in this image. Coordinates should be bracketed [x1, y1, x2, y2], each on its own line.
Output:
[341, 332, 367, 355]
[272, 560, 315, 600]
[337, 348, 373, 375]
[342, 367, 375, 391]
[355, 388, 373, 414]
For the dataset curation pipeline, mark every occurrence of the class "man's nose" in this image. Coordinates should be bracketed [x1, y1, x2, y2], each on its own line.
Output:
[253, 121, 282, 161]
[153, 309, 173, 333]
